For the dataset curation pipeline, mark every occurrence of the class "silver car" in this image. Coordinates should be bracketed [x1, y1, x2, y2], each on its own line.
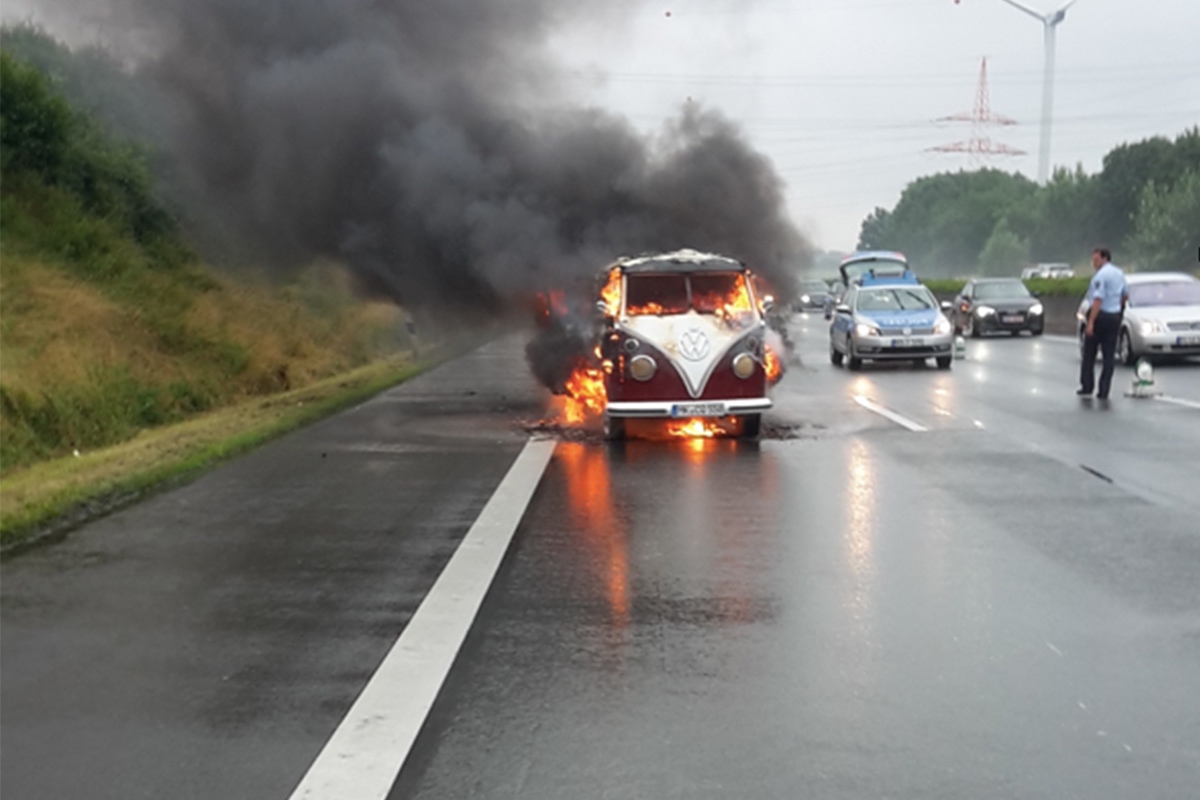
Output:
[1076, 272, 1200, 365]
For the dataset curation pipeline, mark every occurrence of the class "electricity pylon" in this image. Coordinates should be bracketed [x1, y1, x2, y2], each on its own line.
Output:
[928, 57, 1026, 166]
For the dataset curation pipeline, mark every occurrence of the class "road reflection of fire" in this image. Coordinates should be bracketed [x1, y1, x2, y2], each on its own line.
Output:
[558, 443, 630, 630]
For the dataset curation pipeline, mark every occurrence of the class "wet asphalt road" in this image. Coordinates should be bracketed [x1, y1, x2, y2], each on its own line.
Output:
[4, 320, 1200, 799]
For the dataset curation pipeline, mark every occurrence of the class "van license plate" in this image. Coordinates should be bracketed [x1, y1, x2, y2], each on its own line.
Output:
[671, 402, 727, 418]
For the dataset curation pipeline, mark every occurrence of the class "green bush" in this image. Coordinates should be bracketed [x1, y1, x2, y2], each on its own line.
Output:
[0, 52, 72, 178]
[923, 276, 1089, 299]
[1024, 277, 1090, 297]
[922, 279, 966, 295]
[0, 50, 191, 275]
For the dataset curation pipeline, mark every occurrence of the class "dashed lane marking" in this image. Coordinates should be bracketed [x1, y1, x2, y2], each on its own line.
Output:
[853, 395, 929, 433]
[287, 437, 557, 800]
[1156, 395, 1200, 410]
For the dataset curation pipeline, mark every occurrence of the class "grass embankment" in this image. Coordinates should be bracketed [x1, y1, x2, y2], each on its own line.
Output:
[1, 48, 430, 546]
[923, 277, 1092, 297]
[0, 357, 430, 549]
[0, 250, 411, 472]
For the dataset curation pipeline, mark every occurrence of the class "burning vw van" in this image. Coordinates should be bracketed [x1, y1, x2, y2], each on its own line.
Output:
[596, 249, 776, 439]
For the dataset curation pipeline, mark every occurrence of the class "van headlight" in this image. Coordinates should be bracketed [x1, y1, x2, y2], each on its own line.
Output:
[732, 352, 757, 379]
[628, 354, 657, 381]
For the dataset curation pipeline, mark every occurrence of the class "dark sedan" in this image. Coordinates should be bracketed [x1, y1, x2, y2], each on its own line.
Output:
[792, 278, 833, 313]
[953, 278, 1045, 337]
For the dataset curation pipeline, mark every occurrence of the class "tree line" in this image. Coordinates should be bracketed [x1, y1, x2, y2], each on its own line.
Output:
[857, 128, 1199, 277]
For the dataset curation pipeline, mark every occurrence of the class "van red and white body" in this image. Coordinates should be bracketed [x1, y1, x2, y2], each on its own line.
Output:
[597, 249, 773, 438]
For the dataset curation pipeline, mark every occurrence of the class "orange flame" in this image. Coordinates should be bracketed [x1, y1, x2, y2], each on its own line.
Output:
[600, 269, 622, 317]
[556, 363, 608, 424]
[714, 274, 755, 325]
[764, 346, 783, 383]
[666, 418, 724, 438]
[625, 301, 666, 316]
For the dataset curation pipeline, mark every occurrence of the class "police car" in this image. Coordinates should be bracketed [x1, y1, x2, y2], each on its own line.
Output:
[828, 254, 954, 370]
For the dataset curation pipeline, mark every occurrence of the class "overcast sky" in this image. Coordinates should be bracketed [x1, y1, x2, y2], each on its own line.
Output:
[8, 0, 1198, 253]
[549, 0, 1200, 251]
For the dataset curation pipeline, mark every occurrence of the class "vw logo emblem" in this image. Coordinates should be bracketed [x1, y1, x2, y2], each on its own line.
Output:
[679, 328, 711, 361]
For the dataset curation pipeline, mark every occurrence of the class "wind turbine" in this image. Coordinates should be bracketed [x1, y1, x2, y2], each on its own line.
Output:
[997, 0, 1080, 183]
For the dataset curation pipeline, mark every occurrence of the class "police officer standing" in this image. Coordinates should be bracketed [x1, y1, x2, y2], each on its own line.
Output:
[1078, 247, 1128, 400]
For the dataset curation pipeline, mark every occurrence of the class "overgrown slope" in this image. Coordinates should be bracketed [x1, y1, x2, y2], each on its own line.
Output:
[1, 50, 409, 473]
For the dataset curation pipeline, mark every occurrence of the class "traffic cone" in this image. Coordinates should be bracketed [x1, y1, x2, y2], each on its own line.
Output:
[1128, 359, 1158, 398]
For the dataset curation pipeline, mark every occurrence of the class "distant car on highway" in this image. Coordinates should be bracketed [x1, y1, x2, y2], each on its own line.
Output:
[1075, 272, 1200, 365]
[953, 278, 1045, 337]
[596, 249, 774, 439]
[1022, 263, 1075, 280]
[829, 268, 954, 370]
[793, 278, 833, 313]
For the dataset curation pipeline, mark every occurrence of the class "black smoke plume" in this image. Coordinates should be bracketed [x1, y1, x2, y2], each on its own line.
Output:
[32, 0, 812, 316]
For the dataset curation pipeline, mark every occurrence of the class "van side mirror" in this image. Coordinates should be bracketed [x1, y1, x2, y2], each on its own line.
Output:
[595, 300, 610, 316]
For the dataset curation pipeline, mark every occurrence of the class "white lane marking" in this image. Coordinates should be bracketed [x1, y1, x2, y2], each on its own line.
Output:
[1041, 334, 1080, 345]
[287, 437, 557, 800]
[853, 394, 929, 433]
[1156, 395, 1200, 410]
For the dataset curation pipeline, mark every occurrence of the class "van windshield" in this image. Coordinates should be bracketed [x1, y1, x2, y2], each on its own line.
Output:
[691, 273, 748, 314]
[625, 274, 690, 316]
[624, 272, 754, 320]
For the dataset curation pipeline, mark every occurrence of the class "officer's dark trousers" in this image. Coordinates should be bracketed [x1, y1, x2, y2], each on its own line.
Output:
[1080, 311, 1122, 397]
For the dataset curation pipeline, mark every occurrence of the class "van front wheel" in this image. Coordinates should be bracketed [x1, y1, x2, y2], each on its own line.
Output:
[603, 415, 626, 441]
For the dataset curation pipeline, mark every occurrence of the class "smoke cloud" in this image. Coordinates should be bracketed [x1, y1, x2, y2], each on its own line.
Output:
[36, 0, 813, 312]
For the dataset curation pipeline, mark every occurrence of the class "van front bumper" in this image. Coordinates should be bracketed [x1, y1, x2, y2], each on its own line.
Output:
[605, 397, 773, 418]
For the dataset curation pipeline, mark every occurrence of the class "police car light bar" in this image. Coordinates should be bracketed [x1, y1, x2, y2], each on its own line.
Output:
[859, 268, 919, 286]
